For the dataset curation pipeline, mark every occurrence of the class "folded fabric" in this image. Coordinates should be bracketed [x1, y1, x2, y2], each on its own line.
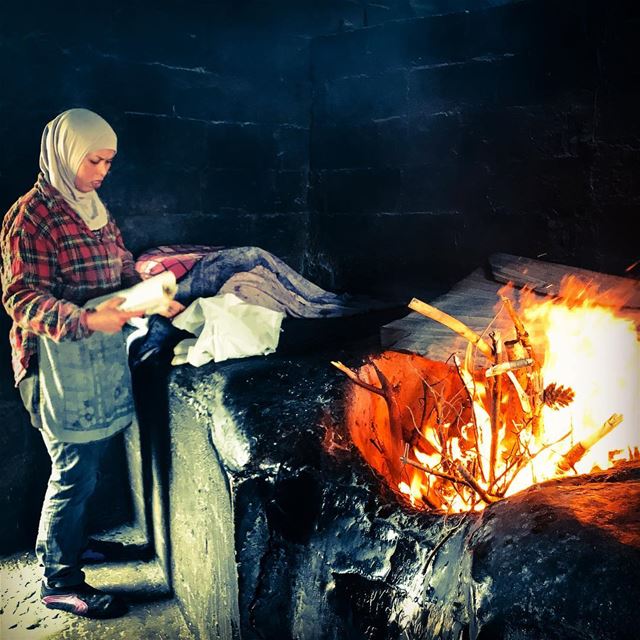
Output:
[176, 246, 363, 316]
[171, 293, 284, 367]
[218, 265, 360, 317]
[127, 245, 381, 368]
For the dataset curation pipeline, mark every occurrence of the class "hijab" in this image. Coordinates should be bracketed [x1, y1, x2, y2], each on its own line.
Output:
[39, 108, 117, 231]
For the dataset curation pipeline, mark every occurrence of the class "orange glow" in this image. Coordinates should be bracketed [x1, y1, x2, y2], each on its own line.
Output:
[341, 276, 640, 513]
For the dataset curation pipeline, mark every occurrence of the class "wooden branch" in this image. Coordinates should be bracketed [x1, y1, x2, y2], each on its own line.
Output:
[452, 354, 477, 402]
[485, 358, 535, 377]
[400, 454, 471, 486]
[495, 428, 572, 496]
[556, 414, 624, 473]
[332, 359, 406, 481]
[454, 462, 499, 504]
[501, 297, 537, 357]
[505, 371, 532, 413]
[488, 331, 502, 486]
[371, 362, 406, 481]
[331, 360, 407, 481]
[409, 298, 494, 360]
[501, 297, 544, 439]
[331, 361, 385, 397]
[400, 444, 441, 511]
[452, 354, 486, 483]
[410, 369, 467, 454]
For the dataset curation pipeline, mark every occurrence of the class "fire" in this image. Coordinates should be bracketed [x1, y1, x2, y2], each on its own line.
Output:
[508, 277, 640, 493]
[338, 276, 640, 513]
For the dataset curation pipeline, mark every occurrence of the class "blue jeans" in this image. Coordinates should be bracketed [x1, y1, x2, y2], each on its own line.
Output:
[36, 431, 110, 587]
[20, 368, 110, 588]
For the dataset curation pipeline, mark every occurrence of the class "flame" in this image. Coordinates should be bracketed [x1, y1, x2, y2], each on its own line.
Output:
[507, 277, 640, 494]
[342, 276, 640, 513]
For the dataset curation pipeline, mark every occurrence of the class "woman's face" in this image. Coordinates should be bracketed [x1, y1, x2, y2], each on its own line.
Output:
[74, 148, 116, 192]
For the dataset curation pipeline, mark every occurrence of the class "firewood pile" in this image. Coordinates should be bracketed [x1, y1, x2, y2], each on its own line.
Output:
[333, 293, 632, 513]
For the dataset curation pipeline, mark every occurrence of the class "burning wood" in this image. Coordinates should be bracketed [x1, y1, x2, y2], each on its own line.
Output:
[336, 277, 639, 513]
[501, 296, 545, 440]
[556, 413, 624, 473]
[488, 331, 503, 486]
[505, 370, 532, 413]
[484, 357, 534, 377]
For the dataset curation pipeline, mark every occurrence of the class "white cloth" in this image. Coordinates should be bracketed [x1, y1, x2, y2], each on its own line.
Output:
[171, 293, 284, 367]
[39, 108, 117, 230]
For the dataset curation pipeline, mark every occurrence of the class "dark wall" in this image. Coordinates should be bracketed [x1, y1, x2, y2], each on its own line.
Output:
[0, 1, 515, 265]
[2, 3, 318, 264]
[307, 0, 640, 294]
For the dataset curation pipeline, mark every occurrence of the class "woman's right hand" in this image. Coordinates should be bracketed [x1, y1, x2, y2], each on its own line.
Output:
[84, 297, 143, 334]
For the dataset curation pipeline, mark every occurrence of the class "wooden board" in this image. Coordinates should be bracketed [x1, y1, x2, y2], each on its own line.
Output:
[489, 253, 640, 309]
[381, 258, 640, 358]
[380, 268, 506, 358]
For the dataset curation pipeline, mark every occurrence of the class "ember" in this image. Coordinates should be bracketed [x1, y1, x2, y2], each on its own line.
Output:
[334, 276, 640, 513]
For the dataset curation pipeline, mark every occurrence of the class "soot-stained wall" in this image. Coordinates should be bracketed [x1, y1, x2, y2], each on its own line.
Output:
[307, 0, 640, 294]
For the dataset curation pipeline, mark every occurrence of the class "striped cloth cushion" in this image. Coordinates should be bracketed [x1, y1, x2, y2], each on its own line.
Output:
[135, 244, 223, 281]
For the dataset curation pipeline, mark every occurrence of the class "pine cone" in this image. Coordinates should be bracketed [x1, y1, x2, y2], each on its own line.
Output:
[543, 383, 575, 410]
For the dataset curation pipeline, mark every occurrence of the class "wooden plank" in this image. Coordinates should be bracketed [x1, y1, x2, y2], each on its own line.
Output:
[435, 292, 503, 305]
[381, 256, 640, 355]
[489, 253, 640, 309]
[390, 339, 492, 362]
[381, 269, 508, 351]
[381, 311, 502, 333]
[450, 280, 505, 295]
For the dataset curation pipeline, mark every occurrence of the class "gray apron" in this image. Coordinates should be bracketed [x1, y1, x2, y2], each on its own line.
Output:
[36, 326, 134, 444]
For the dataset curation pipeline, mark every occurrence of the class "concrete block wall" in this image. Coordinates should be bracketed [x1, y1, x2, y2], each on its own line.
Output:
[307, 0, 640, 294]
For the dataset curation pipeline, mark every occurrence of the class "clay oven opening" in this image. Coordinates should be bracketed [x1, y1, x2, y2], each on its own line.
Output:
[333, 263, 639, 514]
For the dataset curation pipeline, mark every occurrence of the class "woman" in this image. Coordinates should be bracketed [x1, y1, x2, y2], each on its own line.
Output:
[0, 108, 182, 618]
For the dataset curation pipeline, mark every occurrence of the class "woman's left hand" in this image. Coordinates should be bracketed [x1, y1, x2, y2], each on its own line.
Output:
[157, 300, 186, 319]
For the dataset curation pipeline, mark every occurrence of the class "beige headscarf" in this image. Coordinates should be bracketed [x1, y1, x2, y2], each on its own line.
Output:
[39, 108, 117, 230]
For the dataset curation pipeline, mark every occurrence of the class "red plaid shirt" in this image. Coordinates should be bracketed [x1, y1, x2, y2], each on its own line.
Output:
[1, 175, 140, 385]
